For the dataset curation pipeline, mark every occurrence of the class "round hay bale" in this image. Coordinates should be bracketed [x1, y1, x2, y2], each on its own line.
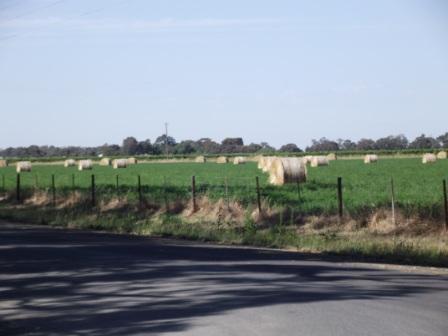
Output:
[422, 153, 437, 164]
[195, 156, 206, 163]
[269, 157, 307, 186]
[216, 156, 228, 164]
[436, 151, 447, 159]
[64, 159, 76, 167]
[78, 159, 93, 171]
[257, 156, 265, 170]
[364, 154, 378, 164]
[16, 161, 32, 173]
[302, 155, 313, 165]
[326, 153, 337, 161]
[0, 159, 8, 168]
[112, 159, 127, 169]
[233, 156, 246, 165]
[99, 158, 111, 166]
[310, 156, 329, 167]
[127, 157, 137, 165]
[261, 157, 276, 172]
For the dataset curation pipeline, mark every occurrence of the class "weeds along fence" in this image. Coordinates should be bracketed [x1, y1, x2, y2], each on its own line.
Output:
[1, 172, 448, 228]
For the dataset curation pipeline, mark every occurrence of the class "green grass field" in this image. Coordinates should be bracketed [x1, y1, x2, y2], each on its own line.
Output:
[1, 158, 448, 218]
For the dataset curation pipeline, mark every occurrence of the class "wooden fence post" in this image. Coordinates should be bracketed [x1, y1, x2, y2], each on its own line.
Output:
[443, 179, 448, 232]
[191, 175, 197, 212]
[163, 176, 169, 212]
[16, 173, 20, 203]
[256, 176, 262, 214]
[116, 174, 119, 190]
[138, 175, 142, 207]
[71, 174, 75, 189]
[337, 177, 343, 219]
[91, 174, 95, 207]
[391, 177, 396, 226]
[225, 176, 229, 210]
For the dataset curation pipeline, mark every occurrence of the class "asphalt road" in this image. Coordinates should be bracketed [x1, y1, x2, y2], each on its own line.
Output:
[0, 222, 447, 336]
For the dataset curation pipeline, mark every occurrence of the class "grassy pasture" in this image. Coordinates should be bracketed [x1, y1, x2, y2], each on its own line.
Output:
[1, 158, 448, 218]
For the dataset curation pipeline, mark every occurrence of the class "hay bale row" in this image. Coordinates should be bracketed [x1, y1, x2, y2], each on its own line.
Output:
[63, 157, 137, 168]
[233, 156, 246, 165]
[437, 151, 447, 159]
[16, 161, 32, 173]
[113, 159, 127, 169]
[422, 153, 437, 164]
[364, 154, 378, 164]
[0, 159, 8, 168]
[78, 160, 93, 171]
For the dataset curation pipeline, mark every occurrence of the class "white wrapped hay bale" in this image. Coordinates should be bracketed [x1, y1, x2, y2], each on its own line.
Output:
[78, 160, 93, 171]
[0, 159, 8, 168]
[233, 156, 246, 165]
[216, 156, 228, 164]
[112, 159, 127, 169]
[269, 157, 307, 186]
[16, 161, 32, 173]
[64, 159, 76, 167]
[310, 156, 329, 167]
[436, 151, 447, 159]
[364, 154, 378, 164]
[127, 157, 137, 165]
[326, 153, 337, 161]
[422, 153, 437, 164]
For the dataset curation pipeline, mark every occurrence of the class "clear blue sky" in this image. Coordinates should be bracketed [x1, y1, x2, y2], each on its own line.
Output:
[1, 0, 447, 148]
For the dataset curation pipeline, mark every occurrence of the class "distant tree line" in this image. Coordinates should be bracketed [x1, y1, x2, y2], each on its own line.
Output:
[0, 133, 447, 158]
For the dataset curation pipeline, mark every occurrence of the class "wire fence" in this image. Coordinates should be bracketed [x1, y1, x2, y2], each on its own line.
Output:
[1, 172, 448, 228]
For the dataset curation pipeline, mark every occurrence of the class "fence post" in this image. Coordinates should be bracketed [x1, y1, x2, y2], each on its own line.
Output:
[116, 174, 119, 190]
[51, 174, 56, 206]
[138, 175, 142, 207]
[256, 176, 262, 214]
[91, 174, 95, 207]
[337, 177, 343, 219]
[443, 179, 448, 232]
[163, 176, 169, 212]
[391, 177, 396, 226]
[191, 175, 197, 212]
[16, 173, 20, 203]
[71, 174, 75, 189]
[225, 176, 229, 210]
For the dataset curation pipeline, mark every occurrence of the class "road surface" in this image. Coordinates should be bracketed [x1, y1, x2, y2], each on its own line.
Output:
[0, 222, 447, 335]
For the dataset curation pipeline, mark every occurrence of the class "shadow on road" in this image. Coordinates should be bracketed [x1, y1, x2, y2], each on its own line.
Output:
[0, 223, 446, 335]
